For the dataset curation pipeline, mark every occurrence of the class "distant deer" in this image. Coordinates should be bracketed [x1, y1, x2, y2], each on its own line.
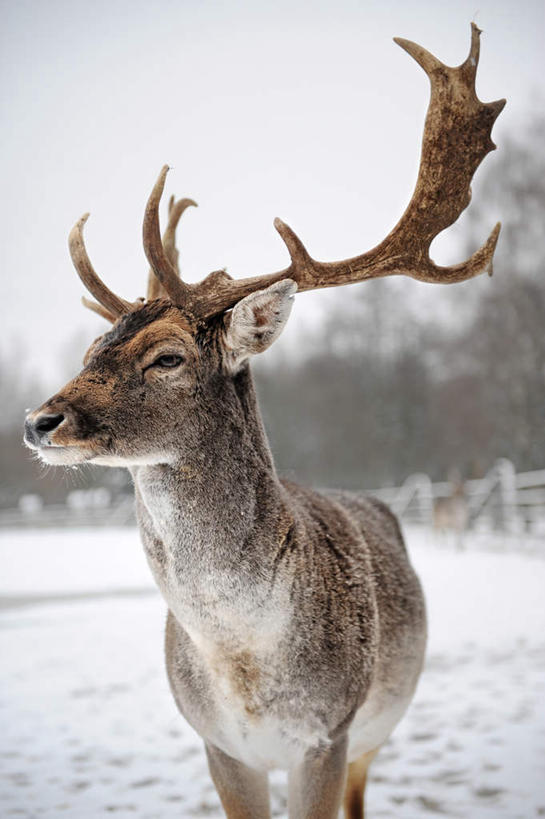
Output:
[24, 25, 503, 819]
[433, 473, 469, 550]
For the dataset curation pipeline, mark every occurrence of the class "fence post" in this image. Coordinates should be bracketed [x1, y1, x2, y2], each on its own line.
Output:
[392, 473, 433, 525]
[495, 458, 518, 534]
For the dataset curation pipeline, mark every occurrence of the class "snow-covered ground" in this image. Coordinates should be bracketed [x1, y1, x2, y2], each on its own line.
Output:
[1, 526, 544, 818]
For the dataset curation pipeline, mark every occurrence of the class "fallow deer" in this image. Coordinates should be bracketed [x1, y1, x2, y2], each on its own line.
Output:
[24, 24, 503, 819]
[433, 474, 469, 550]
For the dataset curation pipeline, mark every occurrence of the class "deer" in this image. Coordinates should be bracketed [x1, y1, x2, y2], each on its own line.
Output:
[24, 24, 503, 819]
[433, 472, 469, 550]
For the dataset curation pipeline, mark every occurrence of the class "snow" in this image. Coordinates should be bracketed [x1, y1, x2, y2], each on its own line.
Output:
[0, 528, 153, 596]
[1, 525, 544, 818]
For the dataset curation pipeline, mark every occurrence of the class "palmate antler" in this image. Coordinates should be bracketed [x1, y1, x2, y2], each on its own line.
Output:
[70, 24, 505, 326]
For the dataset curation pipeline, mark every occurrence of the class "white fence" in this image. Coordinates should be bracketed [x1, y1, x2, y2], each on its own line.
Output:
[370, 459, 545, 535]
[1, 459, 544, 536]
[0, 494, 136, 529]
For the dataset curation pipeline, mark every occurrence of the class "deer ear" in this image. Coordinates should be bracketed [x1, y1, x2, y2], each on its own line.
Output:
[223, 279, 297, 371]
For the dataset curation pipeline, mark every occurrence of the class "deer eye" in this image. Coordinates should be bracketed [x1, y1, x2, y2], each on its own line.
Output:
[152, 354, 184, 368]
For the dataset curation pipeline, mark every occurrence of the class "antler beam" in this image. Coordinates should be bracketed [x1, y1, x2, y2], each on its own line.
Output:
[70, 24, 505, 329]
[184, 23, 505, 321]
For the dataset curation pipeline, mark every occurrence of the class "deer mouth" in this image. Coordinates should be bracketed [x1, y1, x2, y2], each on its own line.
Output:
[23, 429, 99, 466]
[28, 442, 95, 466]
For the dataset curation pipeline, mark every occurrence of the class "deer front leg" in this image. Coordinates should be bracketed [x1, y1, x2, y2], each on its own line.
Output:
[205, 742, 271, 819]
[287, 735, 348, 819]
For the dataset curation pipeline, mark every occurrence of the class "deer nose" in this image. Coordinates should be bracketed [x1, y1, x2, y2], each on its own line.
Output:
[25, 412, 65, 446]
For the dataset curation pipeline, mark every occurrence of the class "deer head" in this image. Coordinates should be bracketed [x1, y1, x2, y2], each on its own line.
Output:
[24, 24, 504, 468]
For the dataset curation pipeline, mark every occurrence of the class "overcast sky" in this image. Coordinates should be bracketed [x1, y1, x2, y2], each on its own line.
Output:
[2, 0, 543, 384]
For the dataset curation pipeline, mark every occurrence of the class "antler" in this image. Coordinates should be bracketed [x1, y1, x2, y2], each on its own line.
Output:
[71, 24, 505, 328]
[68, 215, 132, 318]
[146, 190, 197, 301]
[72, 175, 197, 324]
[177, 23, 504, 321]
[142, 166, 199, 310]
[73, 175, 197, 321]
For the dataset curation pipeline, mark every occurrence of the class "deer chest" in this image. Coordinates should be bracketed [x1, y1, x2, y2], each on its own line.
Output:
[166, 612, 335, 771]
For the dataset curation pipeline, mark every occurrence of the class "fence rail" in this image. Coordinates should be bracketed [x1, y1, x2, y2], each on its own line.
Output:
[0, 496, 136, 529]
[369, 459, 545, 534]
[1, 459, 544, 536]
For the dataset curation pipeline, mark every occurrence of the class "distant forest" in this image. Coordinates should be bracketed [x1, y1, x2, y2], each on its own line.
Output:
[2, 115, 543, 506]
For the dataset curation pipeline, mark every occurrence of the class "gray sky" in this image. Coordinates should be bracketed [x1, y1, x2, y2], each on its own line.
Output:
[2, 0, 543, 383]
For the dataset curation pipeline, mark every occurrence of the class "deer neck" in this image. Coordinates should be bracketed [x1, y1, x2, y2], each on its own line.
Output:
[133, 367, 286, 608]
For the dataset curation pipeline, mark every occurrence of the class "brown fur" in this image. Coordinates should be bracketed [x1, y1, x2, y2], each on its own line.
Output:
[23, 27, 508, 813]
[26, 294, 426, 817]
[228, 651, 262, 717]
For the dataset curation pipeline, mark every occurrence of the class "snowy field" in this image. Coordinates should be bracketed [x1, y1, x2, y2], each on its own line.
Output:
[1, 526, 545, 818]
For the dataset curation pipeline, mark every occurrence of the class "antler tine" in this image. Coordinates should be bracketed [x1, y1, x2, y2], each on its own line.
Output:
[69, 215, 132, 318]
[81, 296, 117, 324]
[147, 193, 197, 301]
[187, 23, 505, 321]
[164, 196, 198, 272]
[143, 166, 195, 306]
[460, 20, 481, 80]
